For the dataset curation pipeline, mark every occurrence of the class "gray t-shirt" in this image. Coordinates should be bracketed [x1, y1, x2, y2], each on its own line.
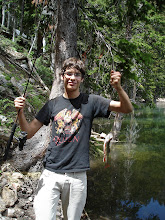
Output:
[35, 93, 111, 173]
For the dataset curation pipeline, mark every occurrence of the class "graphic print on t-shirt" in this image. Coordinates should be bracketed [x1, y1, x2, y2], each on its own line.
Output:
[53, 108, 83, 145]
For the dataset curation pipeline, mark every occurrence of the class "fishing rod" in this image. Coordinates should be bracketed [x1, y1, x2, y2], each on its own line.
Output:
[3, 57, 38, 161]
[3, 0, 48, 161]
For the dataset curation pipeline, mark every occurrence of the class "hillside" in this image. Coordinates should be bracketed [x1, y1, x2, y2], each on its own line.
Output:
[0, 34, 51, 161]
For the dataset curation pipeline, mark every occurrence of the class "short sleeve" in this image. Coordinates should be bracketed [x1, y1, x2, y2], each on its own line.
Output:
[35, 100, 53, 126]
[92, 95, 111, 118]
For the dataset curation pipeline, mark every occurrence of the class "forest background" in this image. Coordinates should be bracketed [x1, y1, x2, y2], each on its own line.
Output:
[1, 0, 165, 101]
[0, 0, 164, 161]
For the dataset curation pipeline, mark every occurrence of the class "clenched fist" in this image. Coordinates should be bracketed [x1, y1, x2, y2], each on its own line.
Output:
[14, 97, 26, 112]
[110, 70, 122, 90]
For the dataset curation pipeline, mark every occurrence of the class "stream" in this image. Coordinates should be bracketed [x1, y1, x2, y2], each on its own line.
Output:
[86, 101, 165, 220]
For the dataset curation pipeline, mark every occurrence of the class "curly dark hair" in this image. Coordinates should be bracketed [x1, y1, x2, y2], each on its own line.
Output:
[61, 57, 85, 78]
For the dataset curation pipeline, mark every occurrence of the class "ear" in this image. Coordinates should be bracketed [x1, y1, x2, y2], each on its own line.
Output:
[81, 78, 84, 83]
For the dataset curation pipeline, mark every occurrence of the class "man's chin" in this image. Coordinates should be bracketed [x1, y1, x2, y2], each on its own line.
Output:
[66, 87, 77, 92]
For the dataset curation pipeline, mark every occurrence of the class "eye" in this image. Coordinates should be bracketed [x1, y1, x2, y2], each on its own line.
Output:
[65, 72, 72, 76]
[75, 73, 81, 77]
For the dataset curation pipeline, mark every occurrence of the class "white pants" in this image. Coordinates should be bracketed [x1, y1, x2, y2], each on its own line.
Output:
[33, 169, 87, 220]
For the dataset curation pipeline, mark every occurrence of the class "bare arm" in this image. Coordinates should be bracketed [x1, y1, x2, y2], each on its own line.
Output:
[109, 70, 133, 113]
[14, 97, 43, 139]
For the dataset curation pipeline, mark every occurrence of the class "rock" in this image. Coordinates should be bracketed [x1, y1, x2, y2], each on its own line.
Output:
[0, 115, 7, 122]
[11, 182, 21, 191]
[2, 186, 18, 207]
[20, 63, 28, 69]
[1, 163, 11, 172]
[0, 58, 5, 67]
[6, 208, 15, 218]
[28, 196, 33, 202]
[0, 73, 7, 85]
[0, 196, 6, 213]
[0, 85, 6, 93]
[7, 207, 24, 218]
[0, 85, 14, 97]
[0, 213, 11, 220]
[12, 172, 24, 180]
[10, 77, 24, 95]
[0, 176, 8, 194]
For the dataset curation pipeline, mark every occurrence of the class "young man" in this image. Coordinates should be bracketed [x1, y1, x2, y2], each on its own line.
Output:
[14, 57, 133, 220]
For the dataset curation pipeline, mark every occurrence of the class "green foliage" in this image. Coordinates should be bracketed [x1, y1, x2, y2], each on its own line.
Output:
[0, 99, 15, 128]
[20, 82, 47, 111]
[0, 35, 27, 56]
[35, 56, 53, 88]
[0, 0, 164, 106]
[30, 95, 43, 110]
[5, 75, 11, 81]
[89, 137, 104, 159]
[78, 0, 165, 104]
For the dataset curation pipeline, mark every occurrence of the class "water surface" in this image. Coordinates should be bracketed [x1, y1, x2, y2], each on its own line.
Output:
[86, 102, 165, 219]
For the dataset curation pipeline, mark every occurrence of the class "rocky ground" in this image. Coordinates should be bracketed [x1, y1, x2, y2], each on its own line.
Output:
[0, 162, 39, 220]
[0, 162, 90, 220]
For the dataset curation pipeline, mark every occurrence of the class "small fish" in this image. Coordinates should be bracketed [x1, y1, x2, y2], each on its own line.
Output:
[103, 133, 113, 168]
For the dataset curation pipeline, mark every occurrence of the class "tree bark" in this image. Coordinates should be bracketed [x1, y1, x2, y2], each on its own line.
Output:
[12, 16, 16, 42]
[37, 30, 43, 55]
[1, 3, 6, 27]
[50, 0, 78, 99]
[7, 3, 10, 30]
[20, 0, 25, 34]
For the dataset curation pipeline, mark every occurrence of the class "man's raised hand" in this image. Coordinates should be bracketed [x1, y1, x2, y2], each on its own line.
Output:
[110, 70, 122, 90]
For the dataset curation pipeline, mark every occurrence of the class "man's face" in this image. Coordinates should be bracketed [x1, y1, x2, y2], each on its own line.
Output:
[61, 67, 84, 93]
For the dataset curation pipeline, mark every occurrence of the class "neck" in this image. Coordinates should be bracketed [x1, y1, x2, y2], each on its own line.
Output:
[63, 90, 80, 99]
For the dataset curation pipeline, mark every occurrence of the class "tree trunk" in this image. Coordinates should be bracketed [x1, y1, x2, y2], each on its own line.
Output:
[7, 3, 10, 30]
[50, 0, 78, 99]
[20, 0, 25, 35]
[12, 16, 16, 42]
[43, 36, 46, 53]
[1, 3, 6, 27]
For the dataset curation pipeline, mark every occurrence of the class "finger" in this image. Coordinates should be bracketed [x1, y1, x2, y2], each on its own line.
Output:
[14, 97, 26, 103]
[111, 71, 121, 76]
[111, 76, 121, 84]
[14, 97, 25, 101]
[14, 101, 25, 107]
[14, 97, 26, 108]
